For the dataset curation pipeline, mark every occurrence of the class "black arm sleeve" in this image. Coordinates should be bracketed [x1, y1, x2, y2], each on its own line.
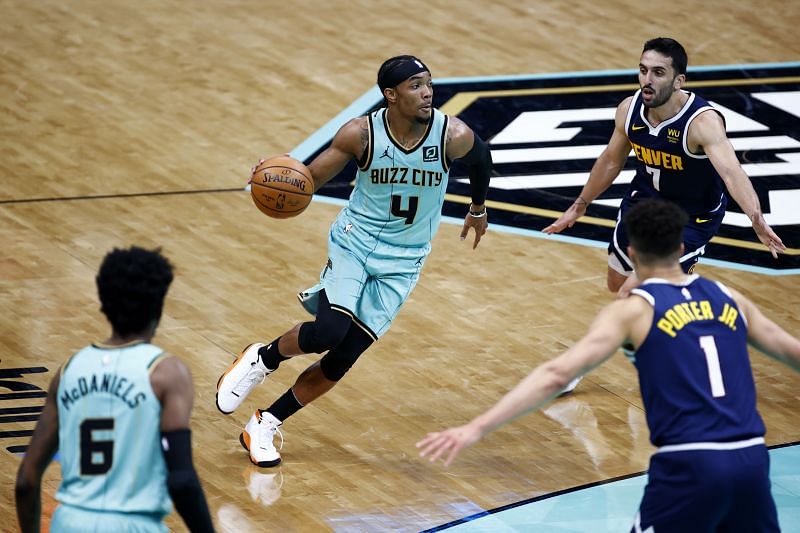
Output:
[459, 134, 492, 206]
[162, 429, 215, 533]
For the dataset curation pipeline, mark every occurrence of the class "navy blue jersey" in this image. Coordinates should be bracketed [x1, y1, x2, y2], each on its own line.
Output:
[631, 275, 766, 446]
[624, 90, 727, 216]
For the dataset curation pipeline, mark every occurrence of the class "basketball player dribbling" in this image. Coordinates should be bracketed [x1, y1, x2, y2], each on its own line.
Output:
[216, 55, 494, 468]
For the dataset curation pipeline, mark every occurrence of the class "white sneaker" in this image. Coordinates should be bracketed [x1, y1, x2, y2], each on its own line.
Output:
[240, 410, 283, 468]
[558, 375, 583, 397]
[216, 343, 272, 414]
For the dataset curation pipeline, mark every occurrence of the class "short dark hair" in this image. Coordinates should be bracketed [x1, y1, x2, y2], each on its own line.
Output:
[96, 246, 174, 336]
[643, 37, 688, 76]
[624, 199, 687, 263]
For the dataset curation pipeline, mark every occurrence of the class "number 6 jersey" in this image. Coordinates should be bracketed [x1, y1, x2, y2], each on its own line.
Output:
[631, 275, 766, 447]
[56, 341, 172, 517]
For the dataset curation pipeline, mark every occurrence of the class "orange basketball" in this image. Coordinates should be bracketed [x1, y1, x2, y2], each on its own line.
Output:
[249, 155, 314, 219]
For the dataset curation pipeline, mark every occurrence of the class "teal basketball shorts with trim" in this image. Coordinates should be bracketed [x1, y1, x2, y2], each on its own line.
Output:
[298, 211, 429, 340]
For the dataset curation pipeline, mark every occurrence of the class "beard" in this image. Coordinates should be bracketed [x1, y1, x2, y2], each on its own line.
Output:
[643, 85, 676, 109]
[415, 114, 431, 125]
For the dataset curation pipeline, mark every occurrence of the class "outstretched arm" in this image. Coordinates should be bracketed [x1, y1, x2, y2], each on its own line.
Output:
[691, 111, 785, 258]
[417, 297, 647, 466]
[731, 288, 800, 371]
[543, 97, 633, 234]
[446, 117, 491, 249]
[16, 371, 60, 533]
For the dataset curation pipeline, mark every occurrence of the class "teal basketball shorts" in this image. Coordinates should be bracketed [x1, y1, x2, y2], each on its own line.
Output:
[298, 212, 429, 340]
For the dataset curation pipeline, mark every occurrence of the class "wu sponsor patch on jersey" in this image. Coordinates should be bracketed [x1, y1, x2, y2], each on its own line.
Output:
[300, 64, 800, 272]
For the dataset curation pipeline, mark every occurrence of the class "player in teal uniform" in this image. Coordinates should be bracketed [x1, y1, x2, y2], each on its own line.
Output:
[16, 247, 214, 533]
[216, 55, 492, 467]
[419, 199, 800, 531]
[544, 37, 785, 296]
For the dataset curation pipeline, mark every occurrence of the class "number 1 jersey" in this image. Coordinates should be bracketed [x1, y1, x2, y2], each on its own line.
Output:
[631, 275, 766, 446]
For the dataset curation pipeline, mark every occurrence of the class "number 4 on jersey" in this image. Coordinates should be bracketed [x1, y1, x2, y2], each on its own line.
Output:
[391, 195, 419, 224]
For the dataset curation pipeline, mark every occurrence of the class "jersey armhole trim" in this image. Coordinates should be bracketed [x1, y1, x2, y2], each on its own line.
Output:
[682, 107, 721, 159]
[630, 288, 655, 307]
[61, 352, 80, 377]
[713, 279, 733, 298]
[147, 352, 169, 374]
[441, 114, 450, 173]
[357, 113, 374, 171]
[624, 90, 640, 133]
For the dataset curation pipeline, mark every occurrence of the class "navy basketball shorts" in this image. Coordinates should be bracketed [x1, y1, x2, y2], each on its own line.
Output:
[609, 196, 724, 275]
[633, 445, 779, 532]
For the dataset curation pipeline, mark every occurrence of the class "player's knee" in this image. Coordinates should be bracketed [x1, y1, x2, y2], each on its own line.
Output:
[607, 268, 627, 293]
[319, 327, 374, 381]
[297, 312, 351, 354]
[319, 352, 357, 382]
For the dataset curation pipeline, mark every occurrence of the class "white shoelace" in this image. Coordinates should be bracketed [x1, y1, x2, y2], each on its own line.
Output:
[259, 417, 284, 452]
[233, 366, 266, 396]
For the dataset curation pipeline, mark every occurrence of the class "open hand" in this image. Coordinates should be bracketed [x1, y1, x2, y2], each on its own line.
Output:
[543, 201, 587, 234]
[417, 423, 483, 467]
[751, 215, 786, 259]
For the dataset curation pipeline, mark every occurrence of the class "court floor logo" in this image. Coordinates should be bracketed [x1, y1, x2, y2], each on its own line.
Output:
[300, 63, 800, 272]
[0, 366, 49, 454]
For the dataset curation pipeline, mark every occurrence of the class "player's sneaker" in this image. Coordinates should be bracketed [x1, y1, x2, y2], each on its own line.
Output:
[216, 343, 272, 414]
[557, 375, 583, 397]
[240, 410, 283, 468]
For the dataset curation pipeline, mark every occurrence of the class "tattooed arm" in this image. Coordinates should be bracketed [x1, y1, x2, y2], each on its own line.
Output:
[306, 117, 369, 192]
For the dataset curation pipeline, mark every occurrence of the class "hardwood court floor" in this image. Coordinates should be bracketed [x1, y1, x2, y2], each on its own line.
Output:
[2, 1, 799, 531]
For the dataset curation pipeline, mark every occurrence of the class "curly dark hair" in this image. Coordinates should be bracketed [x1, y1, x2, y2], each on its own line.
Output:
[96, 246, 174, 336]
[624, 199, 687, 263]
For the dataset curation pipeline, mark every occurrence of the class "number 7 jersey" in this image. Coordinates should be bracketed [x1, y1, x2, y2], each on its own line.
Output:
[625, 90, 726, 216]
[345, 107, 451, 247]
[630, 275, 766, 447]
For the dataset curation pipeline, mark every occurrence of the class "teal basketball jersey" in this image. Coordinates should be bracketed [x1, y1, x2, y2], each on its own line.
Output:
[345, 107, 451, 247]
[55, 341, 171, 517]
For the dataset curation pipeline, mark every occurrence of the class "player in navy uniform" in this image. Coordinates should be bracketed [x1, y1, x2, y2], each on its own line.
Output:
[544, 37, 785, 296]
[216, 55, 492, 467]
[419, 199, 800, 532]
[15, 247, 214, 533]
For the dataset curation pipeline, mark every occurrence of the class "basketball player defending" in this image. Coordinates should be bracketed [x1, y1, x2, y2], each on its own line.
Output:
[419, 199, 800, 531]
[216, 56, 493, 467]
[543, 37, 785, 296]
[16, 247, 214, 533]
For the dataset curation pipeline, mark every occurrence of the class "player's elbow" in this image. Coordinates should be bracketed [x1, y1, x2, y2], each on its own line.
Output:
[167, 469, 200, 495]
[540, 362, 574, 395]
[15, 468, 39, 503]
